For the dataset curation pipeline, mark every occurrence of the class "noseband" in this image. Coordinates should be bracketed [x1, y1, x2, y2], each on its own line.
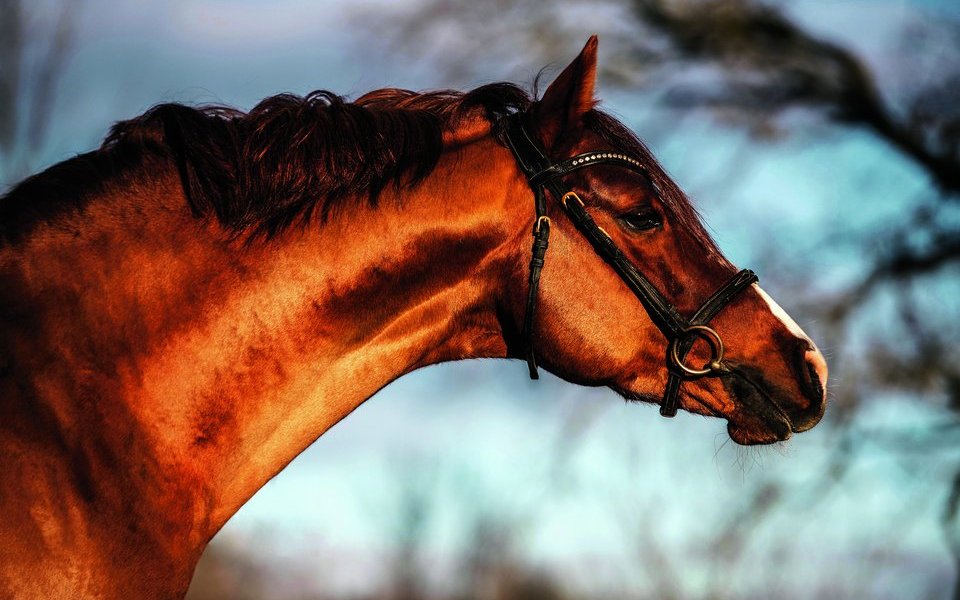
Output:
[504, 112, 758, 417]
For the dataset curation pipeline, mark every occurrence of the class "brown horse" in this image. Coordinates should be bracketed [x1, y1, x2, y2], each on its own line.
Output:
[0, 37, 826, 599]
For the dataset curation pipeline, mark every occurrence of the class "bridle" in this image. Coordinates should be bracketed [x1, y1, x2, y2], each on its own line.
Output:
[504, 112, 758, 417]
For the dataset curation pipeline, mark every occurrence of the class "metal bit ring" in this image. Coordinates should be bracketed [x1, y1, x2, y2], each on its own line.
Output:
[668, 325, 724, 377]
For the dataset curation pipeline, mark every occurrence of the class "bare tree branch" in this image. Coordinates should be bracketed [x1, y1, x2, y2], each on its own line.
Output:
[630, 0, 960, 194]
[827, 231, 960, 323]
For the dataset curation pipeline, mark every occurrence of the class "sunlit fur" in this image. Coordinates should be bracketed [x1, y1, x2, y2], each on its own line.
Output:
[0, 37, 826, 599]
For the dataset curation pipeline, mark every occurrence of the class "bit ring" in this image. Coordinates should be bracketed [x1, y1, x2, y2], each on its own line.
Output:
[668, 325, 724, 377]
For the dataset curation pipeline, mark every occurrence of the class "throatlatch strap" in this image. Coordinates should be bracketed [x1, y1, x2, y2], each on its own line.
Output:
[506, 114, 552, 377]
[523, 190, 551, 379]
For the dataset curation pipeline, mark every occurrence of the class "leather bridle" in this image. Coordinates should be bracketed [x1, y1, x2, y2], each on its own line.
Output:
[504, 112, 758, 417]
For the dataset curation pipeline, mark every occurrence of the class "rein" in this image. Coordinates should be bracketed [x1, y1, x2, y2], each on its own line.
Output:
[504, 112, 758, 417]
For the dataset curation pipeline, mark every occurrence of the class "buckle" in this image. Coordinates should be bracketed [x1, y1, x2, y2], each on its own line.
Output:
[534, 215, 551, 234]
[561, 192, 584, 210]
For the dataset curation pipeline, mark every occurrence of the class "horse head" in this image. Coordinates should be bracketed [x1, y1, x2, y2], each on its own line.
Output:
[502, 37, 827, 445]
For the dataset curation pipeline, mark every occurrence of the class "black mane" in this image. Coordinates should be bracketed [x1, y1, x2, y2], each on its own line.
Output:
[1, 82, 718, 253]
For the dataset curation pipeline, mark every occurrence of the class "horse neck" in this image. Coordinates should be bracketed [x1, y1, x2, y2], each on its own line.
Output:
[0, 128, 527, 595]
[141, 137, 526, 526]
[175, 136, 526, 530]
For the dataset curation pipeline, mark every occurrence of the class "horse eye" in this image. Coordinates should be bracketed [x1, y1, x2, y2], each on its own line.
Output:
[618, 209, 662, 232]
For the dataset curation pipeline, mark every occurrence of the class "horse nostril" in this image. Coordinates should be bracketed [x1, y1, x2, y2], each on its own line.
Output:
[802, 348, 828, 403]
[782, 343, 829, 433]
[791, 347, 828, 433]
[806, 361, 824, 403]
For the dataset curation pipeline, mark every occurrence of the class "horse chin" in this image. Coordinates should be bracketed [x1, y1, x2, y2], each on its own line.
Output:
[726, 415, 791, 446]
[610, 377, 794, 446]
[723, 370, 794, 446]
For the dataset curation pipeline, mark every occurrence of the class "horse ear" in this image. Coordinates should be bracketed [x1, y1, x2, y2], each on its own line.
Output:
[535, 35, 599, 149]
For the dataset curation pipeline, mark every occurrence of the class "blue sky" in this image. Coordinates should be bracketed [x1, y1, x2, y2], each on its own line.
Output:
[9, 0, 960, 597]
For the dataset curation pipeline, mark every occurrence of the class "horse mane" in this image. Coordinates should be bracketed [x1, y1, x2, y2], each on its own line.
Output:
[0, 82, 718, 253]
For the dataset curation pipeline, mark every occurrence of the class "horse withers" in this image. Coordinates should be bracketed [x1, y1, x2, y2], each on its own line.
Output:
[0, 37, 826, 599]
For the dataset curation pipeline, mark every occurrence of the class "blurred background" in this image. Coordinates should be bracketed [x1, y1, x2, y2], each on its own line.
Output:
[3, 0, 960, 598]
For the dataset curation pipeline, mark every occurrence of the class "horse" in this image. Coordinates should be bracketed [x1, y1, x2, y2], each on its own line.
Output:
[0, 36, 827, 599]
